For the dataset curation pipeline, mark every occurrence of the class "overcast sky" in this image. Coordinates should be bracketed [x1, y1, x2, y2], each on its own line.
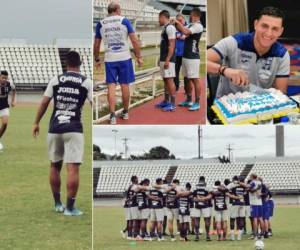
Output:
[0, 0, 92, 43]
[93, 125, 300, 159]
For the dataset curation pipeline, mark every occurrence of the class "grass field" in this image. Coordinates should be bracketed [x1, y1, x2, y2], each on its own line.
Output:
[0, 102, 92, 250]
[94, 206, 300, 250]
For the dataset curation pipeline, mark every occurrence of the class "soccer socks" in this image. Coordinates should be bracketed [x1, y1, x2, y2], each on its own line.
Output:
[195, 96, 200, 103]
[187, 94, 192, 103]
[66, 197, 76, 211]
[170, 95, 176, 106]
[53, 192, 61, 205]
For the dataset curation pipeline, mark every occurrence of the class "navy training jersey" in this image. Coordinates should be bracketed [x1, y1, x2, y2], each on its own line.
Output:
[0, 81, 15, 110]
[166, 188, 178, 209]
[126, 185, 138, 207]
[160, 23, 176, 63]
[193, 184, 212, 209]
[44, 72, 92, 134]
[178, 195, 191, 216]
[230, 185, 246, 206]
[149, 189, 164, 209]
[183, 22, 203, 59]
[213, 189, 228, 211]
[136, 190, 149, 210]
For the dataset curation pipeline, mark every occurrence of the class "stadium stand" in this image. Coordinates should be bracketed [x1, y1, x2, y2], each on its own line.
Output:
[94, 159, 300, 197]
[0, 44, 92, 89]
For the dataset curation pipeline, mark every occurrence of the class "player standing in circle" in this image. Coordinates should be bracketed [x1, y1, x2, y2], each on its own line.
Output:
[155, 10, 177, 112]
[173, 8, 203, 111]
[33, 51, 92, 216]
[0, 70, 16, 150]
[94, 1, 143, 125]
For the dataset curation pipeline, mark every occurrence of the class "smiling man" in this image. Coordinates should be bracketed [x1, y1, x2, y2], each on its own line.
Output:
[207, 6, 289, 98]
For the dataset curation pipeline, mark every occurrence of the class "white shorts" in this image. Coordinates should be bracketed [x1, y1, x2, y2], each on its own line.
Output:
[166, 208, 179, 221]
[150, 208, 164, 222]
[0, 108, 9, 117]
[230, 205, 246, 218]
[47, 133, 84, 163]
[245, 206, 251, 217]
[215, 210, 228, 222]
[129, 206, 139, 220]
[124, 207, 130, 221]
[139, 208, 150, 220]
[159, 61, 176, 78]
[191, 207, 212, 218]
[163, 207, 168, 216]
[182, 58, 200, 78]
[178, 215, 190, 223]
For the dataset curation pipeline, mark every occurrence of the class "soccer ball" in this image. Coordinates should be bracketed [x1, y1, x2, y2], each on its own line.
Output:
[255, 239, 265, 250]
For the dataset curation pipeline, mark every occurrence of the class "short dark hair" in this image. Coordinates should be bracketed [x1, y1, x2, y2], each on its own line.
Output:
[191, 8, 201, 18]
[159, 10, 170, 19]
[172, 179, 180, 184]
[199, 176, 205, 182]
[186, 182, 191, 189]
[214, 180, 221, 186]
[66, 51, 81, 68]
[107, 2, 120, 14]
[257, 6, 285, 25]
[131, 175, 138, 183]
[224, 178, 231, 186]
[1, 70, 8, 76]
[156, 178, 163, 184]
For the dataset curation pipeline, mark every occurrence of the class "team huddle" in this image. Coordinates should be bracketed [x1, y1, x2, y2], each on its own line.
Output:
[121, 173, 274, 242]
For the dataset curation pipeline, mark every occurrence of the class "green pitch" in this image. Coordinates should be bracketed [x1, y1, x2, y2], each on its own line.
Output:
[0, 103, 92, 250]
[94, 205, 300, 250]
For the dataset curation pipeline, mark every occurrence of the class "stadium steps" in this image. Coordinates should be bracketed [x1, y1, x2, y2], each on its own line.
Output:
[240, 164, 254, 180]
[165, 165, 178, 183]
[93, 168, 101, 196]
[58, 48, 71, 72]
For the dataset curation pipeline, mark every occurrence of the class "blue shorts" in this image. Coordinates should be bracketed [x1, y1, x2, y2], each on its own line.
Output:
[250, 205, 263, 218]
[268, 200, 274, 217]
[262, 202, 270, 220]
[105, 59, 135, 84]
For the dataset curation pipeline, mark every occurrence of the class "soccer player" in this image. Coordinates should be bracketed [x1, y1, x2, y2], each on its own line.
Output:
[177, 183, 193, 241]
[149, 178, 165, 241]
[228, 176, 247, 241]
[192, 176, 213, 241]
[165, 179, 180, 241]
[207, 6, 289, 98]
[267, 188, 274, 237]
[211, 180, 241, 241]
[33, 51, 92, 216]
[120, 189, 130, 239]
[241, 174, 265, 240]
[94, 1, 143, 124]
[261, 178, 271, 239]
[155, 10, 177, 112]
[174, 14, 188, 93]
[173, 8, 203, 111]
[0, 70, 16, 150]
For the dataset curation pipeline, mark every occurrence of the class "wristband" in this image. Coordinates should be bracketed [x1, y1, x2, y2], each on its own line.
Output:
[220, 66, 228, 76]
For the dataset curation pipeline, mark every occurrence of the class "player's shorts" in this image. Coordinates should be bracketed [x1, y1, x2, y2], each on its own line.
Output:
[250, 205, 263, 218]
[166, 208, 179, 221]
[105, 58, 135, 84]
[191, 207, 212, 218]
[129, 206, 139, 220]
[245, 205, 251, 217]
[214, 210, 228, 222]
[163, 207, 168, 216]
[230, 205, 246, 218]
[159, 61, 176, 78]
[178, 215, 190, 223]
[150, 208, 164, 222]
[0, 108, 9, 117]
[262, 203, 270, 220]
[124, 207, 130, 221]
[182, 58, 200, 78]
[47, 133, 84, 163]
[268, 200, 274, 217]
[139, 208, 150, 220]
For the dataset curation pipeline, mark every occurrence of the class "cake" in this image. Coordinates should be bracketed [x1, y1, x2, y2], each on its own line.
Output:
[212, 88, 299, 124]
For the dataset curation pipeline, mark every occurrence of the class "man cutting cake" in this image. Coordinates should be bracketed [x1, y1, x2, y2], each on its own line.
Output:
[207, 6, 289, 98]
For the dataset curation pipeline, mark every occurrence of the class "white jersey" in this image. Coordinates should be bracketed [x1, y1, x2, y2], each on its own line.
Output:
[95, 15, 135, 62]
[249, 180, 262, 206]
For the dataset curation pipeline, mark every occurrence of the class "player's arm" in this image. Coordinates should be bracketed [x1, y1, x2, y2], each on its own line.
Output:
[173, 19, 191, 36]
[177, 190, 191, 197]
[10, 89, 16, 107]
[94, 22, 102, 69]
[33, 96, 51, 137]
[273, 51, 290, 94]
[164, 25, 176, 69]
[128, 33, 143, 67]
[226, 192, 240, 200]
[273, 77, 288, 94]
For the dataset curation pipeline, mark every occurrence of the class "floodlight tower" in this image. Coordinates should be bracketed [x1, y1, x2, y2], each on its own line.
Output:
[276, 126, 284, 157]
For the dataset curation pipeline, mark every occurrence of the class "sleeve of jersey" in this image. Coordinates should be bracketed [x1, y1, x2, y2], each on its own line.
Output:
[276, 51, 290, 78]
[122, 18, 135, 34]
[212, 36, 236, 61]
[44, 77, 57, 98]
[189, 23, 203, 34]
[10, 81, 16, 90]
[95, 22, 102, 39]
[84, 78, 93, 102]
[166, 25, 176, 40]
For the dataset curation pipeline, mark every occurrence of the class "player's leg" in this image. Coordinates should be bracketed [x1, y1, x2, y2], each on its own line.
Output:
[0, 115, 8, 138]
[65, 163, 81, 213]
[222, 219, 228, 240]
[163, 212, 168, 236]
[163, 77, 176, 111]
[174, 56, 181, 91]
[128, 219, 134, 239]
[167, 210, 175, 240]
[119, 84, 130, 119]
[179, 60, 193, 107]
[194, 216, 200, 241]
[189, 78, 201, 111]
[204, 217, 212, 241]
[230, 206, 236, 240]
[107, 84, 116, 124]
[49, 161, 63, 211]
